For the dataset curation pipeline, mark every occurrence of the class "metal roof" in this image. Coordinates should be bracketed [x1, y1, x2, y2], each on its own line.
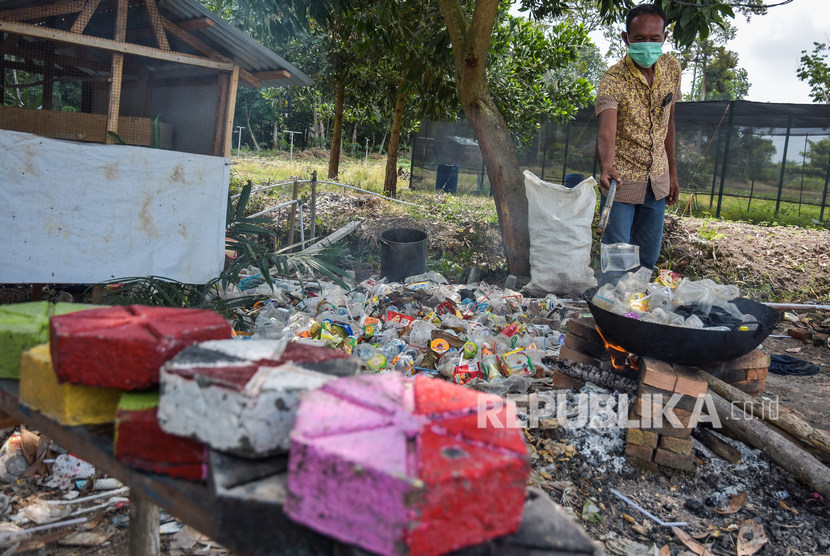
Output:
[0, 0, 313, 88]
[156, 0, 312, 88]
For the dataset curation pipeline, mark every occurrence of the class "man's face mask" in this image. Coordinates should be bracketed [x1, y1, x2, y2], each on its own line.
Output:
[628, 42, 663, 68]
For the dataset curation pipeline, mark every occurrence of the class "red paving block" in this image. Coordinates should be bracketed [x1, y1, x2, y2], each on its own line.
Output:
[50, 305, 232, 389]
[285, 373, 529, 556]
[115, 391, 207, 480]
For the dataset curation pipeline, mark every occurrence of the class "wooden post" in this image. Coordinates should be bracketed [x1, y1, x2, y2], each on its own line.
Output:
[222, 66, 239, 157]
[212, 66, 239, 157]
[129, 490, 160, 556]
[105, 0, 127, 144]
[287, 179, 299, 250]
[310, 170, 317, 242]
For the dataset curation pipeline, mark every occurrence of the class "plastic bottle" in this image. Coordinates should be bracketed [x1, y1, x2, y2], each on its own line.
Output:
[353, 343, 377, 362]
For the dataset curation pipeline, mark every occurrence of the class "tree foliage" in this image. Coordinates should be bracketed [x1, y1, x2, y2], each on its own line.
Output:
[797, 42, 830, 104]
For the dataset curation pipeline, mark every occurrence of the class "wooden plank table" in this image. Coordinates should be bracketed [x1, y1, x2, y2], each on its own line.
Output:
[0, 379, 600, 556]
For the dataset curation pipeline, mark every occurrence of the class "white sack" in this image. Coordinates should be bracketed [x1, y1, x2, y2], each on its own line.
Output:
[0, 130, 229, 284]
[523, 170, 597, 296]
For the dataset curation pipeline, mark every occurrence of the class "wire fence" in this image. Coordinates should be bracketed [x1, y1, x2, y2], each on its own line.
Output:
[411, 100, 830, 223]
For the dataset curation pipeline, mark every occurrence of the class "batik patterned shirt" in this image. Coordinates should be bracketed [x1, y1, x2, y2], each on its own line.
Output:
[595, 53, 682, 204]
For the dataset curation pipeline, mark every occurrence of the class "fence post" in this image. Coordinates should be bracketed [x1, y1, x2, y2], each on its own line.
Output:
[715, 101, 735, 218]
[709, 127, 723, 209]
[820, 151, 830, 223]
[540, 120, 549, 180]
[775, 115, 792, 213]
[288, 179, 299, 251]
[560, 120, 571, 185]
[310, 170, 317, 242]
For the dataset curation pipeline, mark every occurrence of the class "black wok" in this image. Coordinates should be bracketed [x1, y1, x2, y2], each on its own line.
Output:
[584, 286, 781, 365]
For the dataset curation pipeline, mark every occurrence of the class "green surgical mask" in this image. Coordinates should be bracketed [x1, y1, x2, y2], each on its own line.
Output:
[628, 42, 663, 68]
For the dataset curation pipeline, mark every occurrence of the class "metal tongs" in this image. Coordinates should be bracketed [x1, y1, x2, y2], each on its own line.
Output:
[596, 179, 617, 236]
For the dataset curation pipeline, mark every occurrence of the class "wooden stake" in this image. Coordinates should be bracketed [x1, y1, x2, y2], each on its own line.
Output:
[287, 179, 299, 250]
[129, 491, 160, 556]
[310, 170, 317, 242]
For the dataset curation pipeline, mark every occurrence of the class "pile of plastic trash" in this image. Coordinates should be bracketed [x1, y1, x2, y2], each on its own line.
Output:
[222, 271, 569, 385]
[591, 268, 755, 331]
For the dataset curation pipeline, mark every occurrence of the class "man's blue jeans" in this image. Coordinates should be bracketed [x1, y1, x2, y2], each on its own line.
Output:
[599, 184, 666, 271]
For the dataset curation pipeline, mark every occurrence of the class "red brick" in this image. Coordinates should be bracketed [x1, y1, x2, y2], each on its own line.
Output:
[673, 366, 708, 397]
[745, 368, 768, 381]
[653, 448, 695, 472]
[640, 359, 677, 391]
[730, 379, 765, 395]
[659, 435, 693, 455]
[563, 334, 610, 361]
[559, 345, 611, 371]
[642, 423, 693, 439]
[624, 443, 654, 463]
[637, 384, 699, 412]
[626, 428, 658, 449]
[717, 368, 748, 383]
[565, 318, 602, 344]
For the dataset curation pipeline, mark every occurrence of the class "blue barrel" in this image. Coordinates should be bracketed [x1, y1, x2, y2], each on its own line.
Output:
[564, 173, 584, 188]
[435, 164, 459, 194]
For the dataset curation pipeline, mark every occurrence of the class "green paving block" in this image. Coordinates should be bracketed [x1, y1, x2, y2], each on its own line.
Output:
[0, 302, 105, 380]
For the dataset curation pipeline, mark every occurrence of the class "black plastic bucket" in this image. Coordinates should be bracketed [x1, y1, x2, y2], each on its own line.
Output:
[435, 164, 459, 194]
[379, 228, 427, 283]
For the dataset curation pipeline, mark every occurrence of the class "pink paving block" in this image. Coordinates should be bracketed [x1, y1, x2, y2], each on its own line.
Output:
[50, 305, 232, 390]
[285, 373, 530, 556]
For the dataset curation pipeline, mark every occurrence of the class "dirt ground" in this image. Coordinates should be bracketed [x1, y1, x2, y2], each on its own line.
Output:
[2, 192, 830, 555]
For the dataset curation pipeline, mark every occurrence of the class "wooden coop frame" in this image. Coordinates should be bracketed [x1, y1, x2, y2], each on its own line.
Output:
[0, 0, 306, 157]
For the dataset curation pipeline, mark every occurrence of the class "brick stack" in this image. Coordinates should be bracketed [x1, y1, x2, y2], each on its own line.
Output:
[625, 358, 708, 473]
[698, 349, 769, 397]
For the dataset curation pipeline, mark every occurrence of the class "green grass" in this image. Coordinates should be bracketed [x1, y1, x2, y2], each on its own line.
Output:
[231, 148, 409, 195]
[672, 191, 829, 229]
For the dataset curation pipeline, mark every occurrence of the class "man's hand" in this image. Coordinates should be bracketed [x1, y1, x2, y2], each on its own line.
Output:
[667, 177, 679, 205]
[599, 168, 621, 197]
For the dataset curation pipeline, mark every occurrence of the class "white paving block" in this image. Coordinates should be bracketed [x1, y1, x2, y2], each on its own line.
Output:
[158, 340, 339, 457]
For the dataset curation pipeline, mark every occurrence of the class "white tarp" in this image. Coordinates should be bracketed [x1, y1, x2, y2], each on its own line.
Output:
[0, 130, 229, 284]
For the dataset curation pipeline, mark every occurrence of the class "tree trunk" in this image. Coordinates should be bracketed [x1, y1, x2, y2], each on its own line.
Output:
[384, 91, 407, 197]
[273, 120, 279, 150]
[245, 105, 260, 152]
[328, 77, 346, 179]
[437, 0, 530, 275]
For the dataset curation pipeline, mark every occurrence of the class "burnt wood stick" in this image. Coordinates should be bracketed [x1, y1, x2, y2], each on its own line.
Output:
[692, 427, 742, 464]
[700, 371, 830, 462]
[710, 392, 830, 500]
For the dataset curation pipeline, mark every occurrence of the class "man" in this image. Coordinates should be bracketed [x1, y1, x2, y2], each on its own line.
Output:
[595, 3, 681, 274]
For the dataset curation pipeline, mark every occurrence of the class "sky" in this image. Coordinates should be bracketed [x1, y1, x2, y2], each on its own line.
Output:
[586, 0, 830, 104]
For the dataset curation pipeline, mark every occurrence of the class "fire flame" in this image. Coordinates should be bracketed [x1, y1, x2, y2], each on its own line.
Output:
[596, 327, 638, 371]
